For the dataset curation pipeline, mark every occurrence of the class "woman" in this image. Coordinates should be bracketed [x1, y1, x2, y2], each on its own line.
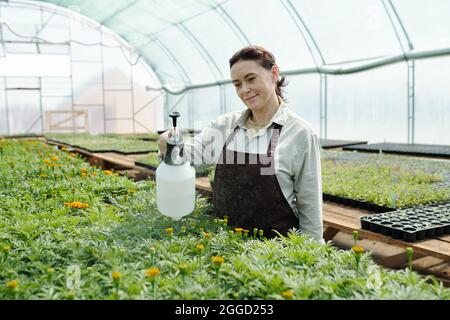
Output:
[159, 46, 323, 242]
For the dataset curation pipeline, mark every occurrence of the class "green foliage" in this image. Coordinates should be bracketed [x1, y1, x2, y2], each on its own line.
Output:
[45, 133, 158, 153]
[321, 150, 450, 208]
[0, 140, 448, 300]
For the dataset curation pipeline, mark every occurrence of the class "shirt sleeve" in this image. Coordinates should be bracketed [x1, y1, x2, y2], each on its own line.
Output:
[293, 131, 324, 243]
[183, 118, 226, 170]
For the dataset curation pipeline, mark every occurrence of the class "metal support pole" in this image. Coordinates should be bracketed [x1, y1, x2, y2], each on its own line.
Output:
[130, 51, 136, 133]
[163, 91, 169, 129]
[407, 60, 415, 144]
[188, 89, 193, 130]
[39, 77, 44, 133]
[320, 74, 328, 139]
[100, 28, 107, 133]
[220, 84, 226, 114]
[4, 77, 10, 135]
[68, 16, 75, 134]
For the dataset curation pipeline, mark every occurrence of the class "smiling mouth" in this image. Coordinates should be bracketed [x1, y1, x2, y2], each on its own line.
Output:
[245, 95, 257, 101]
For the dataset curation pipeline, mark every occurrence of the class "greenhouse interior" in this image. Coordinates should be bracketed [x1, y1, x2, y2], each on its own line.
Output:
[1, 0, 450, 302]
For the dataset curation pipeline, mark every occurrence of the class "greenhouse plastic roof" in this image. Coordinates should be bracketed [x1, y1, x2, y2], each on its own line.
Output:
[12, 0, 450, 90]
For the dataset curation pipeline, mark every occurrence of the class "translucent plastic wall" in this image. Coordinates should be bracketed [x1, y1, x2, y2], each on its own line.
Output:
[0, 1, 163, 135]
[4, 0, 450, 145]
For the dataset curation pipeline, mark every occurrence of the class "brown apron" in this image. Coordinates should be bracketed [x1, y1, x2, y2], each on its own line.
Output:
[212, 123, 299, 238]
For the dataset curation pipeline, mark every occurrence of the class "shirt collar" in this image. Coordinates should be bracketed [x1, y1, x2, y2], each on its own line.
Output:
[235, 96, 289, 128]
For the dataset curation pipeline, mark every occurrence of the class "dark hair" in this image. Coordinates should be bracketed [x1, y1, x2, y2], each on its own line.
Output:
[229, 45, 288, 100]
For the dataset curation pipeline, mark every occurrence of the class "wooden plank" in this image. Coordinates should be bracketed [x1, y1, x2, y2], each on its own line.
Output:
[323, 211, 450, 260]
[323, 226, 339, 241]
[376, 251, 425, 268]
[323, 202, 371, 218]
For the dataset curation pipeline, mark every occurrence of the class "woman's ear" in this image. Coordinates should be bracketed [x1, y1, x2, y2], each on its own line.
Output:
[271, 65, 279, 83]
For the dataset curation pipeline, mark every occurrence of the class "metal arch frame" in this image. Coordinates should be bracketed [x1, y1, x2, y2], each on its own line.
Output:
[176, 22, 224, 128]
[148, 34, 193, 128]
[99, 0, 140, 26]
[281, 0, 328, 138]
[2, 0, 164, 135]
[214, 3, 250, 47]
[381, 0, 416, 144]
[213, 2, 250, 115]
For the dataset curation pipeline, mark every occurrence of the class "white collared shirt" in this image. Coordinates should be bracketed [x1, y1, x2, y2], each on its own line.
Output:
[183, 98, 324, 242]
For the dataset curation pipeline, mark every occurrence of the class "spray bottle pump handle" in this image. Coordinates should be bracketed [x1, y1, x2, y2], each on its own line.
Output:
[169, 112, 180, 128]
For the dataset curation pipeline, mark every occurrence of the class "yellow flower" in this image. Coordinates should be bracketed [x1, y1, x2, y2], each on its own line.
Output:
[40, 173, 48, 177]
[43, 159, 51, 164]
[144, 267, 160, 278]
[234, 227, 244, 233]
[81, 168, 88, 173]
[179, 263, 189, 276]
[111, 271, 122, 282]
[61, 147, 68, 151]
[69, 153, 76, 157]
[47, 267, 55, 274]
[203, 232, 212, 240]
[179, 263, 188, 270]
[195, 243, 205, 252]
[165, 227, 174, 236]
[212, 256, 224, 266]
[51, 156, 59, 161]
[104, 170, 113, 175]
[6, 280, 19, 290]
[2, 244, 11, 252]
[352, 246, 365, 254]
[281, 290, 294, 300]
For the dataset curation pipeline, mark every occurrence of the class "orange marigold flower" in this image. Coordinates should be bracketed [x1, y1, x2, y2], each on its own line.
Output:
[6, 280, 19, 290]
[281, 290, 294, 299]
[104, 170, 113, 175]
[352, 246, 365, 254]
[212, 256, 224, 265]
[64, 201, 90, 209]
[144, 267, 160, 278]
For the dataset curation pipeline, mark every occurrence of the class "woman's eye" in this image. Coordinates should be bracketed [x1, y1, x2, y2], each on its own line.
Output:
[249, 78, 255, 81]
[234, 83, 241, 88]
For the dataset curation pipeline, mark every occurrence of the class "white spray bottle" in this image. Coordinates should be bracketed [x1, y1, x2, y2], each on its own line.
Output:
[156, 112, 196, 220]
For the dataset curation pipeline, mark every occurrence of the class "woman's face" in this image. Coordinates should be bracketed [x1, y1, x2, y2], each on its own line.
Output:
[230, 60, 278, 113]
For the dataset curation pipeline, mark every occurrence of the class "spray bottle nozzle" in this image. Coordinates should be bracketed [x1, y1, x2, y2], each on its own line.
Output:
[169, 112, 180, 143]
[169, 111, 180, 128]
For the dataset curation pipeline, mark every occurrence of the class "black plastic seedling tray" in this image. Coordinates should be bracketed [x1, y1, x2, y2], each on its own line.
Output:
[320, 139, 367, 149]
[343, 142, 450, 158]
[323, 193, 392, 213]
[360, 203, 450, 242]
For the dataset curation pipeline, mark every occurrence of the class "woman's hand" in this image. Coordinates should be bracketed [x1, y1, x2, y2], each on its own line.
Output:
[158, 130, 171, 156]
